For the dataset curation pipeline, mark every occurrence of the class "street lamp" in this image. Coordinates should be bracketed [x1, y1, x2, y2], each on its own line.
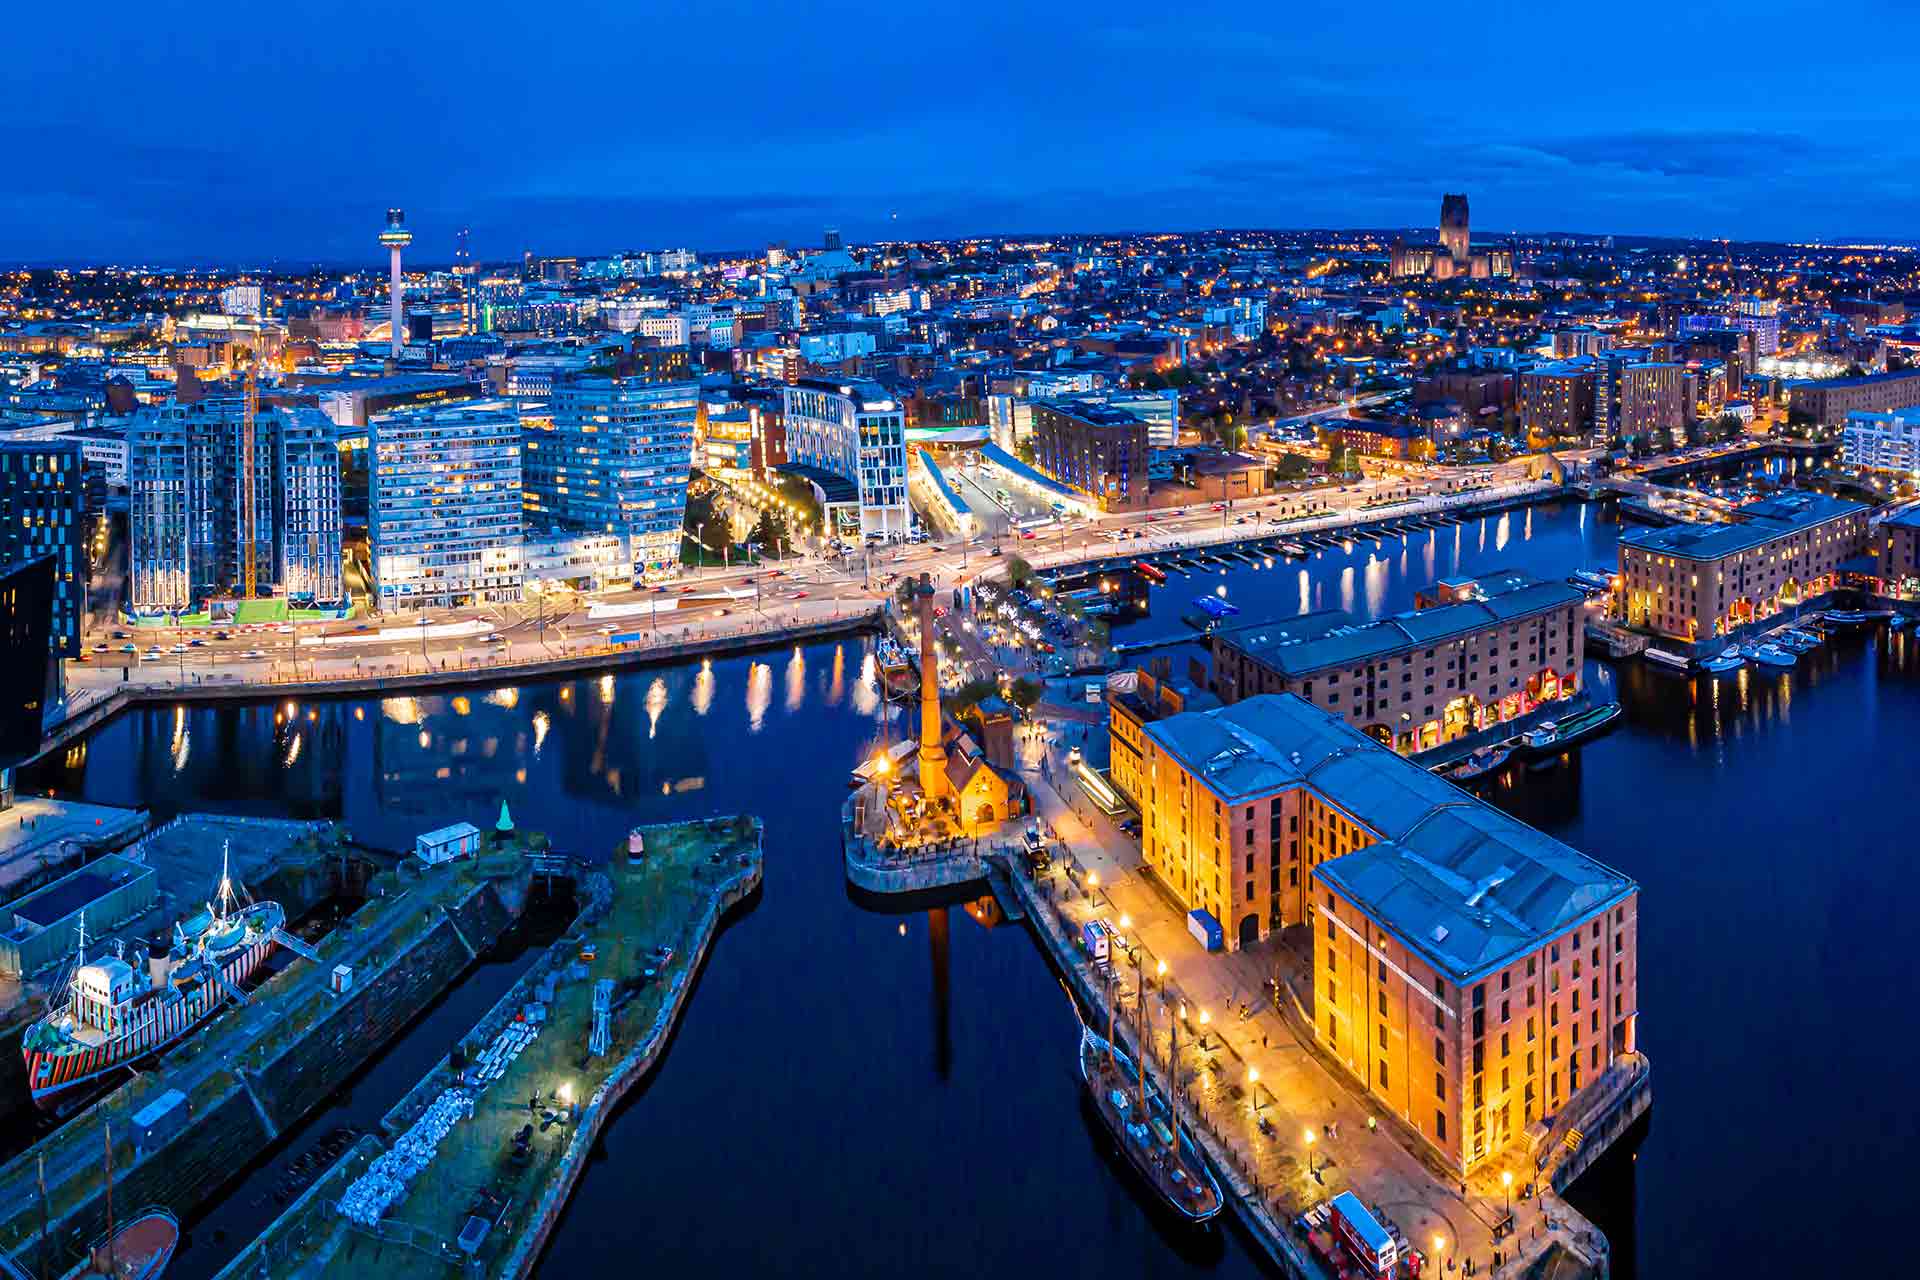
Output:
[1502, 1169, 1514, 1217]
[1432, 1237, 1446, 1272]
[1303, 1127, 1317, 1178]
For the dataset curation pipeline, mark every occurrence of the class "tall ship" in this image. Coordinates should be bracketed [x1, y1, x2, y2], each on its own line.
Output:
[1076, 989, 1223, 1224]
[23, 848, 285, 1105]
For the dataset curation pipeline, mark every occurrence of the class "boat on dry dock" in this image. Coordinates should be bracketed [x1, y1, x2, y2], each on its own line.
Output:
[21, 846, 285, 1105]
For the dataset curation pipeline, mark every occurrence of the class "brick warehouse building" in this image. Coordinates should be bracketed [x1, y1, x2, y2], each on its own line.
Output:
[1115, 693, 1639, 1174]
[1209, 569, 1585, 754]
[1618, 492, 1868, 641]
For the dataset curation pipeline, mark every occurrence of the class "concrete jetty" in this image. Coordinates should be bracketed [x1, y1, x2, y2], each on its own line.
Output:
[212, 815, 765, 1280]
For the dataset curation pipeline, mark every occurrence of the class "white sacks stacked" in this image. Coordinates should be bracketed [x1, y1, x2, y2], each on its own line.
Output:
[337, 1088, 476, 1226]
[464, 1019, 540, 1088]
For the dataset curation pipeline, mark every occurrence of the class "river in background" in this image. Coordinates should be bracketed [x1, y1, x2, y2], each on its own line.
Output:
[19, 496, 1920, 1278]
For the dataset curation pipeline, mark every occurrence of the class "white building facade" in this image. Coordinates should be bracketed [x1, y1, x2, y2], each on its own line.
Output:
[782, 379, 910, 542]
[1844, 409, 1920, 475]
[369, 401, 524, 611]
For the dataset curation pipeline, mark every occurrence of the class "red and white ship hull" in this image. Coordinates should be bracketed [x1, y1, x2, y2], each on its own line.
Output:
[25, 934, 275, 1105]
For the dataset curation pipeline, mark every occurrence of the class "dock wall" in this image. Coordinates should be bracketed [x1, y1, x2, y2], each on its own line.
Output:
[495, 847, 764, 1280]
[0, 876, 524, 1272]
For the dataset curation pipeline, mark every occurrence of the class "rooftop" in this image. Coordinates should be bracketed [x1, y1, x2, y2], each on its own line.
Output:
[1142, 694, 1635, 981]
[1215, 569, 1581, 676]
[1619, 491, 1868, 560]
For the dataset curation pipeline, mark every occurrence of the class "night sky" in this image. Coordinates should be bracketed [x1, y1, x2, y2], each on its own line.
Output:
[12, 0, 1918, 264]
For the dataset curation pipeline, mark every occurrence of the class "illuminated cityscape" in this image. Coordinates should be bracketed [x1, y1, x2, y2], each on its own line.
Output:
[3, 8, 1920, 1280]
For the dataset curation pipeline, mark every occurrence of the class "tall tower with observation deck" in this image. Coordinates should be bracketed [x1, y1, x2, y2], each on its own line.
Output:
[378, 208, 413, 360]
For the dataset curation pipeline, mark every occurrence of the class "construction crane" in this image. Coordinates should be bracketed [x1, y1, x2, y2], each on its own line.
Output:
[241, 357, 259, 600]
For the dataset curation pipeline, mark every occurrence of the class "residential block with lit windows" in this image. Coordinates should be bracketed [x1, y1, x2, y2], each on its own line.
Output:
[1116, 692, 1640, 1174]
[1617, 492, 1868, 641]
[1208, 569, 1585, 754]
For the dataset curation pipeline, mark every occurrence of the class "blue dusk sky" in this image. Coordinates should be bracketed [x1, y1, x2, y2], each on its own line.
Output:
[9, 0, 1918, 264]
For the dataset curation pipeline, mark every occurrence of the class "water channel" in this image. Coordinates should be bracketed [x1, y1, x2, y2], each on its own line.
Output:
[21, 495, 1917, 1279]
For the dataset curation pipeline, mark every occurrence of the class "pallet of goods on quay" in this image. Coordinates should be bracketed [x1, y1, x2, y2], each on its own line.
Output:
[465, 1016, 542, 1087]
[338, 1088, 476, 1226]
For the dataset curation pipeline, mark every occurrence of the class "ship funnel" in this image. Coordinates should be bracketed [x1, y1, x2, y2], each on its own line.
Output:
[148, 937, 170, 990]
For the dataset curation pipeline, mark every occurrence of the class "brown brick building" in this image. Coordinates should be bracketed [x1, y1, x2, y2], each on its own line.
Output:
[1209, 570, 1586, 753]
[1789, 367, 1920, 428]
[1032, 399, 1150, 511]
[1121, 693, 1640, 1173]
[1618, 492, 1870, 640]
[1518, 363, 1596, 440]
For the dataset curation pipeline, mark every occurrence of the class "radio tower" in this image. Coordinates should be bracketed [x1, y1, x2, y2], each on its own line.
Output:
[378, 208, 413, 360]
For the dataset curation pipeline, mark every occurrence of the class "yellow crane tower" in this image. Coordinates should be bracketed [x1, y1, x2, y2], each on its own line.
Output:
[241, 357, 259, 600]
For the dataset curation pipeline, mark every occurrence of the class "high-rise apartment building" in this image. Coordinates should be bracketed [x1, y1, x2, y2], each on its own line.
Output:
[528, 349, 698, 581]
[369, 401, 524, 610]
[0, 441, 86, 664]
[782, 378, 910, 541]
[128, 399, 340, 611]
[276, 407, 345, 604]
[1519, 363, 1597, 440]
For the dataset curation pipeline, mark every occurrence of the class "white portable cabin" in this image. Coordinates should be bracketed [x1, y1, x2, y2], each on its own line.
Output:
[416, 822, 483, 866]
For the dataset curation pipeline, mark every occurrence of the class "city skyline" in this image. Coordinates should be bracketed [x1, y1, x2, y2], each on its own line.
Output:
[11, 1, 1920, 263]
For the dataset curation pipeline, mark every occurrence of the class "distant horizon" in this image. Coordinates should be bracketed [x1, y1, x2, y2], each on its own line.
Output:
[7, 219, 1917, 275]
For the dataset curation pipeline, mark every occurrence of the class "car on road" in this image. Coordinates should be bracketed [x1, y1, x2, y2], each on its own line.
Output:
[485, 633, 507, 645]
[275, 625, 295, 635]
[679, 585, 698, 593]
[1019, 529, 1036, 540]
[119, 643, 137, 654]
[188, 638, 206, 647]
[989, 546, 1003, 556]
[354, 623, 372, 631]
[111, 630, 129, 640]
[793, 591, 808, 599]
[213, 630, 230, 640]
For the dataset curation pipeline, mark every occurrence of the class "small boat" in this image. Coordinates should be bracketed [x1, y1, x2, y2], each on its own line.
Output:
[1567, 569, 1615, 594]
[1448, 745, 1512, 782]
[1077, 1002, 1223, 1225]
[1820, 609, 1871, 627]
[1889, 614, 1913, 631]
[1777, 629, 1821, 653]
[1522, 702, 1623, 754]
[1644, 648, 1691, 670]
[63, 1208, 179, 1280]
[1700, 651, 1745, 675]
[1747, 643, 1797, 668]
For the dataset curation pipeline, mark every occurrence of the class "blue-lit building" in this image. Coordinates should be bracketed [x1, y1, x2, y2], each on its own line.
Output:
[528, 349, 698, 580]
[369, 401, 524, 610]
[782, 378, 909, 541]
[0, 441, 86, 662]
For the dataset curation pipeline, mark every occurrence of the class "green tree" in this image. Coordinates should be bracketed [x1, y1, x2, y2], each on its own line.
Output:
[944, 676, 1000, 718]
[1005, 554, 1034, 588]
[1273, 452, 1315, 481]
[680, 491, 735, 566]
[1007, 676, 1045, 712]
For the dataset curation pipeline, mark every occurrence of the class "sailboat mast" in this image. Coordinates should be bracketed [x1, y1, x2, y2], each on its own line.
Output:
[1104, 968, 1116, 1072]
[103, 1121, 115, 1277]
[1136, 988, 1148, 1109]
[1168, 1012, 1180, 1153]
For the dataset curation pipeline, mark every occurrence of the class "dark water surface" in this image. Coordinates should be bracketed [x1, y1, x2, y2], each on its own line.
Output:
[20, 498, 1917, 1279]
